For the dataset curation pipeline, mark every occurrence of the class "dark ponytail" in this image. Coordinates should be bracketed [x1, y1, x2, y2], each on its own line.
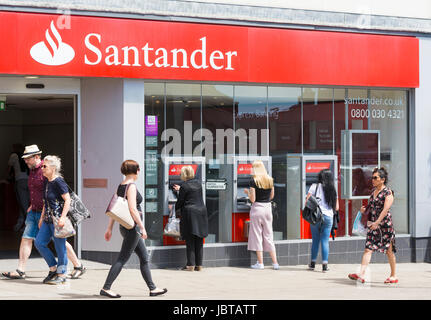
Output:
[318, 169, 337, 210]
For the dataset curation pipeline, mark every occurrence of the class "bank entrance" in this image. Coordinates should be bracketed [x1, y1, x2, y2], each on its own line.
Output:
[0, 93, 76, 258]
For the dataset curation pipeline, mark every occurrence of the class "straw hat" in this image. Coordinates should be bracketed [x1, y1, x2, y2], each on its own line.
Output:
[22, 145, 42, 158]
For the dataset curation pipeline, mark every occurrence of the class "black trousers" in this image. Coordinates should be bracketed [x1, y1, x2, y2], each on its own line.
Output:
[103, 225, 156, 291]
[185, 234, 204, 266]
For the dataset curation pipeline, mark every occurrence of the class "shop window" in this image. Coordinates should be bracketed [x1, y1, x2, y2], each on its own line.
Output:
[268, 86, 302, 240]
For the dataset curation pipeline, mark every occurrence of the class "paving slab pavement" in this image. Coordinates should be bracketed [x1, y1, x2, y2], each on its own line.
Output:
[1, 258, 431, 300]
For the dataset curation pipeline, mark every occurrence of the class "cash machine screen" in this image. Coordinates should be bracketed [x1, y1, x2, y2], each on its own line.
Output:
[304, 160, 333, 194]
[236, 163, 253, 210]
[167, 164, 199, 203]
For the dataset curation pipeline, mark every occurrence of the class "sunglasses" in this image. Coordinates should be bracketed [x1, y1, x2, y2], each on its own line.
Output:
[41, 165, 49, 169]
[371, 176, 380, 180]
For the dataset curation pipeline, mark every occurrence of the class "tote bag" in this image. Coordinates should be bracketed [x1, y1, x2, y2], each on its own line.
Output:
[105, 183, 135, 229]
[163, 206, 181, 238]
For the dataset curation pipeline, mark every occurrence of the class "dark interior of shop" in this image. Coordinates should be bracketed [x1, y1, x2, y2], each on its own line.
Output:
[0, 94, 75, 258]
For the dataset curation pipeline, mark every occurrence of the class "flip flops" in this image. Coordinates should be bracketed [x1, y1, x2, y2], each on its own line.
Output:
[1, 269, 26, 279]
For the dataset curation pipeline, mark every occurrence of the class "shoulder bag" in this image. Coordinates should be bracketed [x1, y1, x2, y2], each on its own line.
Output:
[45, 184, 76, 238]
[67, 185, 91, 226]
[105, 183, 135, 229]
[302, 183, 323, 225]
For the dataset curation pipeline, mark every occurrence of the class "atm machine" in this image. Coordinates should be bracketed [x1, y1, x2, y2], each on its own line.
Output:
[285, 154, 338, 239]
[218, 155, 272, 243]
[161, 156, 206, 245]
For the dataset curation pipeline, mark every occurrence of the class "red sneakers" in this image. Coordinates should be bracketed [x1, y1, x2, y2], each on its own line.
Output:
[348, 273, 365, 283]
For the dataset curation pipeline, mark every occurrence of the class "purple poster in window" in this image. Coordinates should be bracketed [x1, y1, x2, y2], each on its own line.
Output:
[145, 115, 158, 136]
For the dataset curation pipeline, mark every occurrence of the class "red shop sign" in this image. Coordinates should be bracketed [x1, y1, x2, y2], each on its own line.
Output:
[0, 11, 419, 87]
[237, 163, 253, 175]
[305, 162, 331, 174]
[169, 164, 198, 176]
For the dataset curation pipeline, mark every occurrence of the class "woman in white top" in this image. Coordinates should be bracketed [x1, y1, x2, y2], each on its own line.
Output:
[305, 169, 339, 272]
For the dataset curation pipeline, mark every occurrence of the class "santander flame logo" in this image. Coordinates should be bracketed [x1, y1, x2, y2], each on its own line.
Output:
[30, 21, 75, 66]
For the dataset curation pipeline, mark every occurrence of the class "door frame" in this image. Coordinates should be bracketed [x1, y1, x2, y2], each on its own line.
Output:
[0, 76, 82, 257]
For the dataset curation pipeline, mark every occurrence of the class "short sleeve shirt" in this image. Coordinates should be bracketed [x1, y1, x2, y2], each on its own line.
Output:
[28, 161, 45, 212]
[249, 178, 272, 203]
[308, 183, 334, 217]
[43, 177, 69, 223]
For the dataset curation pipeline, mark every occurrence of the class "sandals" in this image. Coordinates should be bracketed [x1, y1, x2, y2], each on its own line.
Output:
[1, 269, 26, 279]
[348, 273, 365, 283]
[384, 277, 398, 284]
[70, 265, 86, 279]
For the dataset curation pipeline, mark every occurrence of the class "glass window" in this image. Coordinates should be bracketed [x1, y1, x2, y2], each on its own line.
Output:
[302, 88, 334, 155]
[268, 86, 302, 240]
[234, 86, 268, 156]
[369, 90, 408, 234]
[143, 82, 410, 246]
[165, 83, 201, 156]
[143, 82, 165, 246]
[202, 85, 235, 243]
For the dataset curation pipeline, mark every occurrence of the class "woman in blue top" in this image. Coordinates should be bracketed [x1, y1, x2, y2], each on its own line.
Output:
[306, 169, 339, 272]
[35, 155, 70, 285]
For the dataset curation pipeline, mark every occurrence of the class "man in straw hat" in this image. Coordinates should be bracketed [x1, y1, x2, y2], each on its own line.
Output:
[1, 145, 86, 281]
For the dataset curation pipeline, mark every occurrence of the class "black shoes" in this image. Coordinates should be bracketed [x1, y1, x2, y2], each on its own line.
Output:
[100, 289, 121, 298]
[43, 270, 57, 284]
[308, 262, 329, 272]
[308, 261, 315, 270]
[149, 288, 168, 297]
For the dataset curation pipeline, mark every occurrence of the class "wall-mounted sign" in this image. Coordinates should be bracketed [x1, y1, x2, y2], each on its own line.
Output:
[0, 11, 419, 88]
[145, 115, 158, 136]
[145, 149, 158, 185]
[206, 179, 227, 190]
[145, 188, 158, 199]
[145, 201, 158, 213]
[146, 136, 158, 147]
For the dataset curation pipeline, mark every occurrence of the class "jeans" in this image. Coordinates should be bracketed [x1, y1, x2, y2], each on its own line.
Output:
[103, 225, 156, 291]
[185, 234, 204, 266]
[22, 210, 41, 240]
[310, 214, 333, 264]
[34, 221, 68, 274]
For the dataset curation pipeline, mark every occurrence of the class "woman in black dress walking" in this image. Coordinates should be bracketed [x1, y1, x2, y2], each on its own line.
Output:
[348, 167, 397, 284]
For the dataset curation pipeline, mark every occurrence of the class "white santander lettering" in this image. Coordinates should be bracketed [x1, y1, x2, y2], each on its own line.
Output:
[84, 33, 102, 65]
[84, 34, 237, 71]
[190, 37, 208, 69]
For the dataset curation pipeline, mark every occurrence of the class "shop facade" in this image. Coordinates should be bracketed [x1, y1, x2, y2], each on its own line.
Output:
[0, 7, 430, 267]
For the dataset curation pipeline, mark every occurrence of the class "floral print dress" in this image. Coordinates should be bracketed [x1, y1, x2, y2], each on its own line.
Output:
[365, 187, 396, 253]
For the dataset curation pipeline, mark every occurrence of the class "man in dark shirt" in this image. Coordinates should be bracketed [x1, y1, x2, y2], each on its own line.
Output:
[1, 145, 86, 280]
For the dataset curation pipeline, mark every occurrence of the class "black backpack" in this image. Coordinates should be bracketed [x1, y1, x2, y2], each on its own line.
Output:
[302, 184, 323, 225]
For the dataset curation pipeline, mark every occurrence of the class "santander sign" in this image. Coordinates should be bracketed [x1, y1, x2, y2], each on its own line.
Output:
[84, 34, 237, 70]
[30, 20, 238, 71]
[30, 21, 75, 66]
[0, 11, 417, 86]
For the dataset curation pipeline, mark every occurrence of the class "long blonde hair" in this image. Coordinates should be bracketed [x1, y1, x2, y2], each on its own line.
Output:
[252, 160, 273, 189]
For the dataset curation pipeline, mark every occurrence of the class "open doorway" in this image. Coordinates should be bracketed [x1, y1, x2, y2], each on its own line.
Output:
[0, 94, 76, 258]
